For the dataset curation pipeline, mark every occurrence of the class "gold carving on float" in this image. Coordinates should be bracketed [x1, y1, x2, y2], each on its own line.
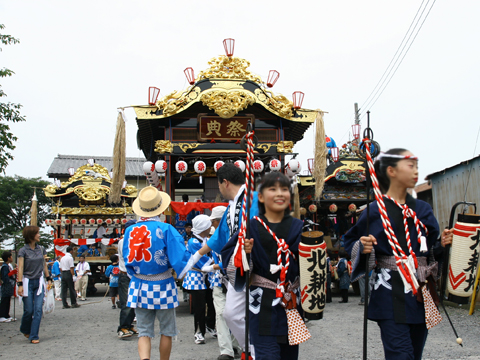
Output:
[196, 56, 263, 83]
[201, 90, 255, 119]
[124, 185, 138, 197]
[177, 143, 204, 153]
[254, 89, 294, 119]
[51, 206, 134, 215]
[74, 183, 110, 202]
[155, 140, 174, 154]
[256, 143, 274, 153]
[155, 86, 200, 117]
[277, 141, 294, 153]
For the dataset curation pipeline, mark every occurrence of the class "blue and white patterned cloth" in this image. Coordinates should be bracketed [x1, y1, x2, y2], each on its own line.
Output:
[123, 218, 193, 310]
[208, 270, 222, 289]
[183, 270, 207, 290]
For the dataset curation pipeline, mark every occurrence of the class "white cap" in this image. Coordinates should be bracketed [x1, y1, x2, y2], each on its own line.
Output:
[192, 214, 212, 235]
[209, 206, 227, 221]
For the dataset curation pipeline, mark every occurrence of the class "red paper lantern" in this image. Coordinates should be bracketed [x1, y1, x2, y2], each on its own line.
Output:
[223, 38, 235, 57]
[308, 204, 317, 213]
[348, 203, 357, 212]
[148, 87, 160, 105]
[267, 70, 280, 88]
[329, 203, 338, 213]
[292, 91, 304, 110]
[184, 67, 195, 85]
[331, 147, 339, 162]
[352, 124, 361, 140]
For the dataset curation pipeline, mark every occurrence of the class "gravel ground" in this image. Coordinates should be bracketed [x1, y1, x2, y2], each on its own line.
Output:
[0, 286, 479, 360]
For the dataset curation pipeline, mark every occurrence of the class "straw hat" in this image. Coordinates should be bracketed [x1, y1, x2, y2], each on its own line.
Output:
[132, 186, 171, 218]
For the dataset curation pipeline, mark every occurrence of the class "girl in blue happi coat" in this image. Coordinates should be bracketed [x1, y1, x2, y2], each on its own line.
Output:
[344, 148, 454, 360]
[222, 172, 308, 360]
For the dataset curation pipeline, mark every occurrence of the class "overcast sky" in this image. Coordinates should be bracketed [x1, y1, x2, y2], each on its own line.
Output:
[2, 0, 479, 184]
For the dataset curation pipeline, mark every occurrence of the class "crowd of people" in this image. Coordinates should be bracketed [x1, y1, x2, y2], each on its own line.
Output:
[0, 150, 457, 360]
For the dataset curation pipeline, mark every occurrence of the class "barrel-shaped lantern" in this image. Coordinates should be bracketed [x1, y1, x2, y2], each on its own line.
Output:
[447, 213, 480, 304]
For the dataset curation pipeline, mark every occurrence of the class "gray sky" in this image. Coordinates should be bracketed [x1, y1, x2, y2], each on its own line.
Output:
[2, 0, 479, 183]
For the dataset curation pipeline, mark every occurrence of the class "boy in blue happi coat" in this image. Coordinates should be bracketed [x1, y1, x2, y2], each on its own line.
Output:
[123, 186, 202, 360]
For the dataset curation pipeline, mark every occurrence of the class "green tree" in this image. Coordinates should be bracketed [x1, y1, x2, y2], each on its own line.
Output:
[0, 24, 26, 173]
[0, 176, 51, 249]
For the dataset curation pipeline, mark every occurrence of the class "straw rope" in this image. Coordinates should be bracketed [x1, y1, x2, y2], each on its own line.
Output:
[293, 182, 300, 219]
[109, 110, 127, 204]
[313, 110, 327, 200]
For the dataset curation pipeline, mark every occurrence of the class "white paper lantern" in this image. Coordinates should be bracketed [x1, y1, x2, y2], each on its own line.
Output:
[176, 161, 188, 174]
[253, 160, 264, 173]
[121, 218, 128, 224]
[72, 219, 78, 225]
[285, 168, 295, 178]
[214, 161, 224, 172]
[194, 161, 206, 174]
[155, 160, 167, 173]
[234, 160, 246, 172]
[64, 219, 71, 225]
[89, 218, 96, 225]
[269, 159, 281, 172]
[286, 159, 301, 174]
[114, 219, 120, 224]
[105, 218, 113, 225]
[80, 219, 87, 225]
[55, 219, 62, 226]
[97, 219, 103, 225]
[143, 161, 155, 175]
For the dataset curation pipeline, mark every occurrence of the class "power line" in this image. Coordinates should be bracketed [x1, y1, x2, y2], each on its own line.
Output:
[359, 0, 437, 119]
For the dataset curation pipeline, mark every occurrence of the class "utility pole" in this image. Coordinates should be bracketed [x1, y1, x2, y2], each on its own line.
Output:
[354, 103, 360, 125]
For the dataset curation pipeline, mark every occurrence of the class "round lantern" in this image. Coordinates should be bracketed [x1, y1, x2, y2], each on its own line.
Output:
[308, 204, 317, 213]
[97, 219, 103, 225]
[105, 218, 113, 225]
[89, 218, 96, 225]
[300, 207, 307, 216]
[194, 160, 206, 174]
[175, 160, 188, 174]
[253, 160, 264, 173]
[155, 160, 167, 173]
[80, 219, 87, 225]
[45, 219, 51, 226]
[72, 219, 78, 225]
[114, 219, 121, 224]
[64, 219, 71, 225]
[143, 161, 155, 174]
[269, 159, 281, 172]
[286, 159, 301, 174]
[348, 203, 357, 213]
[285, 168, 295, 178]
[214, 160, 224, 172]
[55, 219, 62, 226]
[121, 219, 128, 225]
[329, 203, 338, 213]
[234, 160, 246, 172]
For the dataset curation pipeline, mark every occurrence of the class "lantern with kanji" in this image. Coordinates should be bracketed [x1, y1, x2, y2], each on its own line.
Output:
[214, 160, 224, 172]
[269, 159, 281, 172]
[45, 219, 52, 226]
[64, 219, 71, 225]
[300, 207, 307, 216]
[267, 70, 280, 88]
[184, 67, 195, 85]
[55, 219, 62, 226]
[253, 160, 264, 173]
[292, 91, 304, 110]
[223, 38, 235, 57]
[148, 87, 160, 105]
[114, 219, 120, 224]
[329, 203, 338, 213]
[234, 160, 246, 172]
[348, 203, 357, 213]
[121, 219, 128, 225]
[155, 160, 167, 173]
[89, 218, 96, 225]
[72, 219, 79, 225]
[194, 161, 206, 174]
[105, 218, 113, 225]
[80, 219, 87, 225]
[285, 168, 295, 178]
[97, 219, 103, 225]
[175, 160, 188, 174]
[308, 204, 317, 213]
[286, 159, 301, 174]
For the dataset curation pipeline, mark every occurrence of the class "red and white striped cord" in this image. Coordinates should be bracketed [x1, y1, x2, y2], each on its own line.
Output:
[253, 216, 295, 298]
[233, 130, 256, 275]
[364, 142, 426, 295]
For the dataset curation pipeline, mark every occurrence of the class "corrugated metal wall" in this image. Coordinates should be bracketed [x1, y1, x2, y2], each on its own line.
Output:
[430, 157, 480, 230]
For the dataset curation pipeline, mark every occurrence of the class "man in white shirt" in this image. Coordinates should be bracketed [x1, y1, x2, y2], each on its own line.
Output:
[96, 224, 108, 256]
[60, 246, 80, 309]
[75, 255, 91, 301]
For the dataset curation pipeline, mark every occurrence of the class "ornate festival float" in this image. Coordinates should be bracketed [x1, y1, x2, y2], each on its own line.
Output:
[43, 157, 138, 286]
[127, 39, 330, 318]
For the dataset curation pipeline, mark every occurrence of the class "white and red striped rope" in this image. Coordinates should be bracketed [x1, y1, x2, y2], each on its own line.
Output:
[253, 216, 295, 298]
[365, 142, 427, 295]
[233, 130, 256, 275]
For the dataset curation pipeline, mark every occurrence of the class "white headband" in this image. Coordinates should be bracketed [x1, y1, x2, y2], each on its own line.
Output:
[375, 152, 418, 163]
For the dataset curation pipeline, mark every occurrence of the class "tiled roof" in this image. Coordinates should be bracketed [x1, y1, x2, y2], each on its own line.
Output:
[47, 154, 146, 178]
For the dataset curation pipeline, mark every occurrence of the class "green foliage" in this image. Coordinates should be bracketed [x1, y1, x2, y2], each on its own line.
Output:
[0, 176, 52, 249]
[0, 24, 26, 173]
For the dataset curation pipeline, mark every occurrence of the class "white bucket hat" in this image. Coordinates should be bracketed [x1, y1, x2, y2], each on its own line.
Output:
[192, 214, 212, 235]
[132, 186, 171, 218]
[209, 206, 227, 221]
